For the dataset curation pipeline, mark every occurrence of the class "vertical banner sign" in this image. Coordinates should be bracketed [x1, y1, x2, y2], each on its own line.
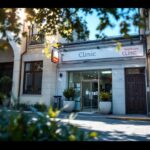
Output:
[51, 49, 59, 63]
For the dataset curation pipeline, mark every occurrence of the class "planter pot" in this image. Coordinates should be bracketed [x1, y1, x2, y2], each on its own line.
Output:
[99, 101, 112, 114]
[63, 101, 75, 112]
[75, 100, 80, 111]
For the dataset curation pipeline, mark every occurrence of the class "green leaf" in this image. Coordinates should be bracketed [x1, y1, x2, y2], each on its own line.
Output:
[115, 42, 122, 52]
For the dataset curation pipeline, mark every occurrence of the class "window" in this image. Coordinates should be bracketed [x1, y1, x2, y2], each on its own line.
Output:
[68, 69, 112, 101]
[29, 24, 45, 45]
[23, 61, 43, 94]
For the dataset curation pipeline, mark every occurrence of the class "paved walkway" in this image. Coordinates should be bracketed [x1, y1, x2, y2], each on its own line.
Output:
[57, 112, 150, 141]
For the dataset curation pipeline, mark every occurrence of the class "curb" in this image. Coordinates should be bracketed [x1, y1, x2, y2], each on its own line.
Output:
[106, 116, 150, 121]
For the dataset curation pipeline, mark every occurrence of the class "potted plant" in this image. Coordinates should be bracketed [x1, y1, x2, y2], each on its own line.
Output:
[63, 87, 75, 112]
[99, 91, 112, 114]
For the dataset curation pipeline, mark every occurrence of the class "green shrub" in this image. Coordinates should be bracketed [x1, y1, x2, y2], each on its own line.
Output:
[0, 76, 12, 97]
[99, 92, 112, 101]
[63, 87, 75, 100]
[0, 107, 99, 141]
[0, 92, 6, 105]
[33, 103, 47, 112]
[17, 103, 31, 111]
[16, 103, 47, 112]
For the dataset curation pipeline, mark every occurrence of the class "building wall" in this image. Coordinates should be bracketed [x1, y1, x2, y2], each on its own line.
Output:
[0, 31, 25, 103]
[3, 9, 28, 103]
[112, 68, 125, 114]
[142, 9, 150, 115]
[148, 55, 150, 115]
[57, 71, 67, 100]
[57, 59, 145, 114]
[20, 45, 57, 106]
[0, 48, 14, 63]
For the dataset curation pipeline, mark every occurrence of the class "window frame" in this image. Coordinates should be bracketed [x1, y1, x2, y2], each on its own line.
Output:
[23, 61, 43, 95]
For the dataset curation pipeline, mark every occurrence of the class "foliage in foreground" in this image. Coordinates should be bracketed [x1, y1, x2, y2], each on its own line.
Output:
[0, 107, 99, 141]
[15, 103, 48, 112]
[0, 8, 145, 49]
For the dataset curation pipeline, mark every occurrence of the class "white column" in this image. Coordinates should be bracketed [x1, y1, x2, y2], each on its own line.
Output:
[11, 56, 21, 104]
[112, 68, 126, 114]
[57, 71, 67, 99]
[42, 59, 57, 106]
[6, 33, 22, 105]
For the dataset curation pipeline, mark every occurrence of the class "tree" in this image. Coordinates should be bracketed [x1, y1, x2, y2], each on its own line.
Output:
[0, 8, 146, 47]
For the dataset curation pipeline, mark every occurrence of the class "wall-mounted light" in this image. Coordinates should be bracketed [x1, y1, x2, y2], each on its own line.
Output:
[59, 73, 63, 78]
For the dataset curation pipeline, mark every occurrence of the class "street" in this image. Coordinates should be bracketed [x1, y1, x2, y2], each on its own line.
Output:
[58, 113, 150, 141]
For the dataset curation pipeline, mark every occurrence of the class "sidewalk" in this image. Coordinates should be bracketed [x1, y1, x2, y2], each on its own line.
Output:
[106, 114, 150, 121]
[58, 112, 150, 141]
[59, 112, 150, 122]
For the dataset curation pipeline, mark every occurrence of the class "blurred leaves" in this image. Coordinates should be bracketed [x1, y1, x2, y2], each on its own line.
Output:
[44, 42, 51, 58]
[115, 42, 122, 52]
[89, 131, 98, 139]
[48, 106, 60, 118]
[0, 8, 146, 45]
[0, 8, 21, 44]
[0, 107, 99, 141]
[0, 41, 11, 51]
[43, 41, 63, 58]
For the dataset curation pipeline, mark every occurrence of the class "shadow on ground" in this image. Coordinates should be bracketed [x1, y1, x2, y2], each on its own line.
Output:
[57, 112, 150, 141]
[58, 112, 150, 126]
[80, 128, 150, 141]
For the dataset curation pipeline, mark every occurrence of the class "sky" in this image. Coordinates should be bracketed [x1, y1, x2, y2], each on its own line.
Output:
[82, 9, 139, 40]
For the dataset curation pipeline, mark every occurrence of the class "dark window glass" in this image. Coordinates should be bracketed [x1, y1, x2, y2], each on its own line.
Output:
[23, 61, 43, 94]
[0, 62, 13, 96]
[126, 68, 145, 75]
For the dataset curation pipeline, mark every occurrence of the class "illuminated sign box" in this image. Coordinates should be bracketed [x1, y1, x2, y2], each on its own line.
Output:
[51, 49, 59, 63]
[61, 45, 144, 62]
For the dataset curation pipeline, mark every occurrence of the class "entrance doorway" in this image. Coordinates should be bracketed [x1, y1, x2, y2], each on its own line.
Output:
[0, 62, 14, 95]
[81, 80, 99, 112]
[0, 62, 14, 79]
[125, 68, 147, 114]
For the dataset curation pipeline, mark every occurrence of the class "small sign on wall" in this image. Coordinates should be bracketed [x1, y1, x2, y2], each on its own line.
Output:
[51, 49, 59, 63]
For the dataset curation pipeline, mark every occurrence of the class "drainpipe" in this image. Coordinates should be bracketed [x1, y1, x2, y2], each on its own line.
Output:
[144, 34, 150, 116]
[17, 29, 29, 106]
[143, 8, 150, 116]
[146, 37, 150, 116]
[146, 42, 150, 116]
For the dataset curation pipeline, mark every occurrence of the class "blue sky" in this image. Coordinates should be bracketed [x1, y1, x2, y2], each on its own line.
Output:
[82, 9, 139, 40]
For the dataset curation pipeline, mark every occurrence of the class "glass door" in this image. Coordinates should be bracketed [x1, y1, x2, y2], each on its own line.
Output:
[91, 81, 99, 110]
[81, 80, 99, 112]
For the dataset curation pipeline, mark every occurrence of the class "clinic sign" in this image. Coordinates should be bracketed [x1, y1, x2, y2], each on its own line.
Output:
[62, 45, 144, 61]
[121, 46, 143, 56]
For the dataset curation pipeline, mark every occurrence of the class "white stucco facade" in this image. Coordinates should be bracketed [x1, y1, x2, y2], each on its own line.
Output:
[19, 44, 57, 106]
[57, 36, 146, 115]
[0, 31, 24, 104]
[57, 58, 145, 114]
[0, 24, 147, 114]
